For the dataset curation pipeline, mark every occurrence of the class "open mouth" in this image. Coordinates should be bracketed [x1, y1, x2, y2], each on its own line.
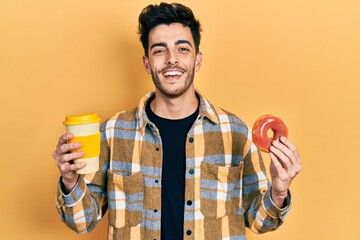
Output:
[163, 70, 183, 77]
[161, 68, 185, 78]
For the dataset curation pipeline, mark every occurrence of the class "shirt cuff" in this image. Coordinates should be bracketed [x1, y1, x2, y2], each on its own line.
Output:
[56, 176, 86, 208]
[262, 187, 292, 221]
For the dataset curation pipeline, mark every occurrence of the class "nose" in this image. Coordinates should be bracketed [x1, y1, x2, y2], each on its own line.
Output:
[166, 49, 178, 65]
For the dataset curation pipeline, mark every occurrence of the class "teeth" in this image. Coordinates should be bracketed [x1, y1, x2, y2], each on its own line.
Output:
[163, 71, 183, 76]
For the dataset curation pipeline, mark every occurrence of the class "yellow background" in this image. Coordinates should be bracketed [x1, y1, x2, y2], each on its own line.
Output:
[1, 0, 359, 239]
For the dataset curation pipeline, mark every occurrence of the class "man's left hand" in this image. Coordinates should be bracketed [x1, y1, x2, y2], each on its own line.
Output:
[269, 136, 302, 208]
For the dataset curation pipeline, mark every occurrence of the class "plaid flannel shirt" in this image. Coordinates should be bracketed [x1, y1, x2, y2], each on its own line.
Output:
[56, 91, 291, 239]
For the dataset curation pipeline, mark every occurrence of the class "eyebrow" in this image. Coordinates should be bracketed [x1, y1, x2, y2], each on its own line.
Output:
[175, 40, 193, 48]
[150, 40, 193, 50]
[150, 42, 167, 50]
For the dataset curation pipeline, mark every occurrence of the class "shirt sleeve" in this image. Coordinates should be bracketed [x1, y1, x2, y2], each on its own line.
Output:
[242, 134, 292, 234]
[262, 187, 292, 221]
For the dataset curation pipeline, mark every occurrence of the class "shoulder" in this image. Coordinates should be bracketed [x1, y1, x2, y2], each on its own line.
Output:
[198, 93, 246, 126]
[100, 107, 138, 132]
[217, 107, 247, 125]
[209, 102, 248, 128]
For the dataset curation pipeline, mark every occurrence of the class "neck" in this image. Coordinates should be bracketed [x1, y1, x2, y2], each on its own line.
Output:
[150, 89, 198, 119]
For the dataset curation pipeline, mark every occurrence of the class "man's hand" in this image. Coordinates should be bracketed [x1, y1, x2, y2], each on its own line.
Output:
[269, 136, 301, 208]
[52, 133, 85, 194]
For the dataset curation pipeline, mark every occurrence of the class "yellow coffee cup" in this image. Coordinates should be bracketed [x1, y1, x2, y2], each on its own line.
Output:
[63, 113, 101, 174]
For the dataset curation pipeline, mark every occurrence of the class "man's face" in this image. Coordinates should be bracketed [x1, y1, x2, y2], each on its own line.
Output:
[143, 23, 202, 99]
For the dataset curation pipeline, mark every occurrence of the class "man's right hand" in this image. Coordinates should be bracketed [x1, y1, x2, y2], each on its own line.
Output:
[52, 133, 86, 194]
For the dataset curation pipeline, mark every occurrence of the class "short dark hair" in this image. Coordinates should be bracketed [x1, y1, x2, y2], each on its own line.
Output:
[138, 2, 202, 56]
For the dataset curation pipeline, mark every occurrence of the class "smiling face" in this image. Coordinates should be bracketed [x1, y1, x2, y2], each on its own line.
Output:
[143, 23, 202, 99]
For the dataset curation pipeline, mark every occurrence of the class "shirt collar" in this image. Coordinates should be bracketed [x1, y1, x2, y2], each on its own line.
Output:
[136, 91, 220, 136]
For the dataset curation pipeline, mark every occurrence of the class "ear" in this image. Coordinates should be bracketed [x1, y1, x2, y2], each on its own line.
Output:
[142, 55, 151, 74]
[195, 51, 202, 72]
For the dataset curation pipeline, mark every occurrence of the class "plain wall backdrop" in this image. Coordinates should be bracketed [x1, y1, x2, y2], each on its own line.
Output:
[1, 0, 359, 239]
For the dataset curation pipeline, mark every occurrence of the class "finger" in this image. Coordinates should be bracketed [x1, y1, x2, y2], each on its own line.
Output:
[58, 158, 86, 174]
[53, 144, 82, 164]
[57, 133, 73, 147]
[277, 137, 302, 174]
[280, 137, 301, 163]
[54, 134, 75, 160]
[269, 152, 284, 171]
[69, 161, 87, 172]
[270, 145, 297, 176]
[272, 139, 297, 166]
[270, 152, 297, 179]
[59, 161, 86, 174]
[60, 151, 85, 163]
[58, 142, 82, 155]
[52, 151, 58, 160]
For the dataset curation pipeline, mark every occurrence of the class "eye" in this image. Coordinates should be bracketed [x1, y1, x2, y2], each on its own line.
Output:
[152, 48, 165, 55]
[179, 47, 190, 52]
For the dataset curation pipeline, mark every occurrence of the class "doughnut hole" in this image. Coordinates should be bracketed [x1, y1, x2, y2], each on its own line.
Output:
[267, 128, 275, 139]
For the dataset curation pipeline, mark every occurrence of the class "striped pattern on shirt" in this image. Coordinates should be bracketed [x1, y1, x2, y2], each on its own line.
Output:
[56, 91, 291, 240]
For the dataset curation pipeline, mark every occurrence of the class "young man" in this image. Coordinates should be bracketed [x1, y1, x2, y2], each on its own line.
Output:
[53, 3, 301, 240]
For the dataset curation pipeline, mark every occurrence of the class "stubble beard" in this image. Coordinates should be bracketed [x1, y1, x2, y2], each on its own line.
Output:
[150, 66, 195, 99]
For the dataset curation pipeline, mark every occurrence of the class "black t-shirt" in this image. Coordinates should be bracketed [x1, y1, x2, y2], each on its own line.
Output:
[146, 99, 198, 240]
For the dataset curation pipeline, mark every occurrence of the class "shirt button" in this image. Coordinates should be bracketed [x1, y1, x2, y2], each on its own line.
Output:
[154, 209, 158, 213]
[186, 230, 192, 235]
[156, 147, 160, 151]
[187, 200, 193, 206]
[189, 169, 195, 175]
[155, 179, 159, 183]
[188, 137, 194, 143]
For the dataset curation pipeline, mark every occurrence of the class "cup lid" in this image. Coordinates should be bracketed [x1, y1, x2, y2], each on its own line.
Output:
[63, 113, 101, 125]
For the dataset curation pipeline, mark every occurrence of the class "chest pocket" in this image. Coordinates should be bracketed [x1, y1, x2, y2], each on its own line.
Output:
[107, 170, 143, 228]
[200, 161, 244, 219]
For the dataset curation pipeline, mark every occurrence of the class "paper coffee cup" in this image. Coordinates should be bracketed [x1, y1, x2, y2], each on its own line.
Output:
[63, 113, 101, 174]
